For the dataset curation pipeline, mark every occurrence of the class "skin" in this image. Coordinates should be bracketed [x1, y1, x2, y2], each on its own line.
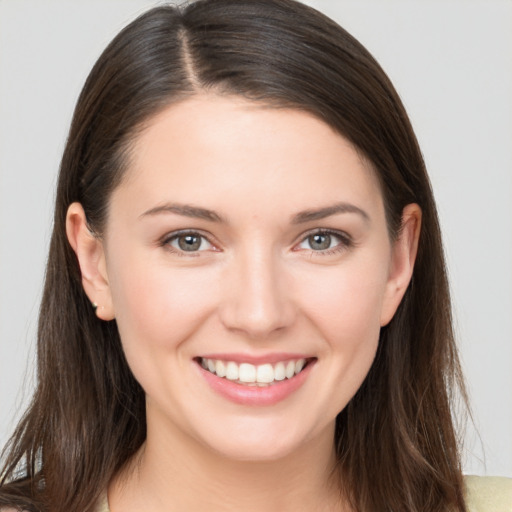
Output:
[66, 94, 421, 511]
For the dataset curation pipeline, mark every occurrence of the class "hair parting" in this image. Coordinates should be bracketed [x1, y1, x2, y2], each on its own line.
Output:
[1, 1, 469, 511]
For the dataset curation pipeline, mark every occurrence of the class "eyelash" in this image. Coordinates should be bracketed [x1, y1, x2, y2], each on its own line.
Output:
[160, 229, 216, 257]
[159, 229, 353, 257]
[295, 229, 353, 256]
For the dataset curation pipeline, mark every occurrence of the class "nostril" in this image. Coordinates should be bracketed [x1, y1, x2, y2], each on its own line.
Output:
[217, 261, 296, 338]
[218, 297, 297, 339]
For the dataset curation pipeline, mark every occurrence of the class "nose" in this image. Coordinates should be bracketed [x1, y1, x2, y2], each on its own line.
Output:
[218, 246, 296, 339]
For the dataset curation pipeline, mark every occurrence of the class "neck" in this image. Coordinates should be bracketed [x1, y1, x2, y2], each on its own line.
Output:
[109, 416, 344, 512]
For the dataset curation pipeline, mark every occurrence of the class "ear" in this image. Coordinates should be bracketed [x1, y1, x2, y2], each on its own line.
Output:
[380, 203, 422, 326]
[66, 202, 115, 321]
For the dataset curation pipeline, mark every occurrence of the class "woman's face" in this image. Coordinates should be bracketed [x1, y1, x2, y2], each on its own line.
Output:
[75, 95, 418, 462]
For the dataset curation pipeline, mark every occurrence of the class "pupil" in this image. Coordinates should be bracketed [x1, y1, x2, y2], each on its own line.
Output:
[178, 235, 201, 251]
[310, 233, 331, 250]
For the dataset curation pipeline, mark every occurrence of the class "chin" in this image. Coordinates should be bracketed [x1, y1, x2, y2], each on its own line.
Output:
[207, 436, 303, 463]
[194, 415, 326, 463]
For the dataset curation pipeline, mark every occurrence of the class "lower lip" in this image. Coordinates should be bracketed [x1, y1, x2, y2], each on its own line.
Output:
[196, 361, 315, 406]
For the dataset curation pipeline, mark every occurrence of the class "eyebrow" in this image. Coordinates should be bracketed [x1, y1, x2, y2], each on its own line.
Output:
[139, 201, 369, 224]
[291, 202, 370, 224]
[140, 203, 225, 223]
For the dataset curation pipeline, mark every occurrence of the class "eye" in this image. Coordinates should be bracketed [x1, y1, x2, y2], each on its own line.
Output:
[163, 231, 215, 254]
[303, 233, 335, 251]
[296, 230, 351, 254]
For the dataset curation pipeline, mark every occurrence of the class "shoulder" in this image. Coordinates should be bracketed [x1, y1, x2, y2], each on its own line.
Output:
[96, 492, 110, 512]
[464, 475, 512, 512]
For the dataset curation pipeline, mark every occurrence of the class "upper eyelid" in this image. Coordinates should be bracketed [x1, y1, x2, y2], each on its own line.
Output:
[161, 229, 214, 243]
[293, 230, 354, 258]
[160, 229, 218, 252]
[295, 228, 352, 244]
[159, 227, 352, 251]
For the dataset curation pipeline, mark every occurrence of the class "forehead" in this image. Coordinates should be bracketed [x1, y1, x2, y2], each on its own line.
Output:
[113, 94, 384, 221]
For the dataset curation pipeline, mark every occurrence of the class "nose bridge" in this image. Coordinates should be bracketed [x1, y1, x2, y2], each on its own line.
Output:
[220, 241, 295, 338]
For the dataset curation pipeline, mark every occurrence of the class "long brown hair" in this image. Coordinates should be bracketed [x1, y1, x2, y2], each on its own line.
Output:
[0, 1, 468, 510]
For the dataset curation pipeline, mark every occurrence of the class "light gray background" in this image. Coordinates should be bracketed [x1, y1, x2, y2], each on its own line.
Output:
[1, 0, 511, 477]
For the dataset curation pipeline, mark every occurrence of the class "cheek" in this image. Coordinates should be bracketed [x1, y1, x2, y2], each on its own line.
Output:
[107, 260, 222, 407]
[107, 254, 218, 358]
[301, 270, 385, 415]
[298, 260, 389, 345]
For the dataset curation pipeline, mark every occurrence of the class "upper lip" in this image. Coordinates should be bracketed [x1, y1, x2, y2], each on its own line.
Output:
[196, 353, 315, 365]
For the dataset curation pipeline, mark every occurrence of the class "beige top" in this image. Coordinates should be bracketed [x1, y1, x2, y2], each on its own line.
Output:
[1, 475, 509, 511]
[95, 475, 511, 511]
[465, 476, 512, 512]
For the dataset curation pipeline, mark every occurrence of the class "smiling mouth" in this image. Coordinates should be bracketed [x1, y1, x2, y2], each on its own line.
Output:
[196, 357, 315, 386]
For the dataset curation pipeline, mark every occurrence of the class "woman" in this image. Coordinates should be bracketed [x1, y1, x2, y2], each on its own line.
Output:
[0, 1, 510, 511]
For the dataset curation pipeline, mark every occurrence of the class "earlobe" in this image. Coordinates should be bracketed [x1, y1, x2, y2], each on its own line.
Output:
[380, 203, 422, 326]
[66, 202, 115, 321]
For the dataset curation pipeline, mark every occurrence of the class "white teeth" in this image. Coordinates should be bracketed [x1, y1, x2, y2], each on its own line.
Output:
[215, 360, 226, 378]
[225, 361, 239, 381]
[200, 357, 308, 385]
[256, 363, 274, 383]
[239, 363, 256, 383]
[274, 362, 286, 381]
[285, 360, 296, 379]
